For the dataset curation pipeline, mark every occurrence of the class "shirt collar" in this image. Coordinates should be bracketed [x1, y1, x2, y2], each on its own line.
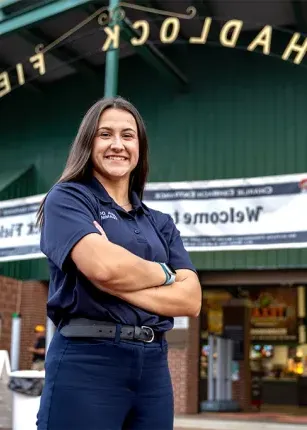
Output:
[130, 190, 150, 215]
[85, 177, 150, 215]
[85, 176, 113, 203]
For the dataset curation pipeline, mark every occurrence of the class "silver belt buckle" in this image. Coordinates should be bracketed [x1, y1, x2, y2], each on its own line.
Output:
[141, 326, 155, 343]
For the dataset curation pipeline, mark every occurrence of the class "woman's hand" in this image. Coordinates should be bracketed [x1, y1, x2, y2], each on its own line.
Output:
[92, 220, 201, 317]
[112, 271, 201, 317]
[175, 270, 188, 282]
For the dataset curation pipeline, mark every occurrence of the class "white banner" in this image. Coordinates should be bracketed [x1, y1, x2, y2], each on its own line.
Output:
[0, 173, 307, 262]
[0, 194, 45, 262]
[143, 173, 307, 252]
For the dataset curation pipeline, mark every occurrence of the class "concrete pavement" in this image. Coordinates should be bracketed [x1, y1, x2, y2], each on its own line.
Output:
[0, 377, 11, 429]
[174, 417, 306, 429]
[0, 381, 12, 430]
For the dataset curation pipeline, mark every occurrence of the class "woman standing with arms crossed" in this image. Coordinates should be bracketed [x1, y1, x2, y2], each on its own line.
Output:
[36, 96, 201, 430]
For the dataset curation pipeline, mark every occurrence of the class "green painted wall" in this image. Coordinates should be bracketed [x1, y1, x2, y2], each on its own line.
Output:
[1, 33, 307, 279]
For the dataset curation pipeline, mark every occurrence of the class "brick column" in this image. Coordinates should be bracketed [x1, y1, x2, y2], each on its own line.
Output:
[186, 316, 200, 414]
[0, 276, 48, 369]
[167, 316, 200, 415]
[19, 280, 48, 369]
[0, 276, 20, 352]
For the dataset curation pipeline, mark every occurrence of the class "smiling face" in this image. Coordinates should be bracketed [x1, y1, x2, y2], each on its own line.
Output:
[91, 108, 139, 184]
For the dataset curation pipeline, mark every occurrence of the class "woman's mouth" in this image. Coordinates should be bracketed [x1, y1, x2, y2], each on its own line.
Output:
[105, 156, 128, 161]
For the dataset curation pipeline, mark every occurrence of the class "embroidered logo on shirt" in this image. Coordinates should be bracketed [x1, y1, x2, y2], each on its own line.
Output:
[100, 211, 118, 221]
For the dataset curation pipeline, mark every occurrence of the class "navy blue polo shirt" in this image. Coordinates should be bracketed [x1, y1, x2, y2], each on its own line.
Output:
[40, 177, 196, 332]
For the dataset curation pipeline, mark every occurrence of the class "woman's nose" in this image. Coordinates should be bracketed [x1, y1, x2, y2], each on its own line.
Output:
[110, 136, 124, 149]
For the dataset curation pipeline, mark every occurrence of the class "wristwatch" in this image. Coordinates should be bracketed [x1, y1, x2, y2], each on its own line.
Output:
[159, 263, 176, 286]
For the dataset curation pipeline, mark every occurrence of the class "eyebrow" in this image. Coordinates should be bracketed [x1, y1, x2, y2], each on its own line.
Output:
[97, 126, 136, 132]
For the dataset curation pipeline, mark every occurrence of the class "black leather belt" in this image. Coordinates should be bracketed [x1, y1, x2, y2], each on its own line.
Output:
[59, 318, 163, 344]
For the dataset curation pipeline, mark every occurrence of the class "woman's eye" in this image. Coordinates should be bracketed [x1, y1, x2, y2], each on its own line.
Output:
[100, 132, 110, 138]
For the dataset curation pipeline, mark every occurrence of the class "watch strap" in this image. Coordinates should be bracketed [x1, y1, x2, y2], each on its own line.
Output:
[159, 263, 176, 286]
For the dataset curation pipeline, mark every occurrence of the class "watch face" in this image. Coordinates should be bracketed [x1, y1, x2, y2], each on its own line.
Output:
[167, 263, 176, 274]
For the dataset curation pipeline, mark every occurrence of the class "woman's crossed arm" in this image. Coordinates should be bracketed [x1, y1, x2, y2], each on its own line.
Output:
[88, 221, 202, 318]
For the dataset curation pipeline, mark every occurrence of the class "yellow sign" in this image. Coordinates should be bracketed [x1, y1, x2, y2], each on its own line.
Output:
[1, 2, 307, 98]
[101, 9, 307, 66]
[0, 53, 45, 98]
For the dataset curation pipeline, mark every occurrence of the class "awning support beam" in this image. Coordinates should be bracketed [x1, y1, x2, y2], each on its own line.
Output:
[104, 0, 120, 97]
[0, 0, 97, 36]
[103, 1, 188, 95]
[20, 28, 101, 80]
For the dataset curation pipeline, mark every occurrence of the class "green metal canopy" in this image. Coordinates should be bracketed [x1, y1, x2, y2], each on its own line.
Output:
[0, 0, 97, 34]
[0, 0, 191, 97]
[0, 165, 36, 200]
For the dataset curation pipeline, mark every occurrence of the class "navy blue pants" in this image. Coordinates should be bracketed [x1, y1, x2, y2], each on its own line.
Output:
[36, 329, 174, 430]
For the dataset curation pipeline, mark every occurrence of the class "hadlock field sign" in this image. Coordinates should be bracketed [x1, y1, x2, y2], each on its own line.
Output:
[0, 173, 307, 263]
[1, 2, 307, 98]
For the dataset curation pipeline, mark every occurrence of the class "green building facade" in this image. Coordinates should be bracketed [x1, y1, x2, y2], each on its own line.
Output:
[1, 35, 307, 280]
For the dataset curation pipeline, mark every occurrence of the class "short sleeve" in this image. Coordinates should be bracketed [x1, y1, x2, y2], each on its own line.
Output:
[160, 214, 197, 273]
[40, 184, 100, 271]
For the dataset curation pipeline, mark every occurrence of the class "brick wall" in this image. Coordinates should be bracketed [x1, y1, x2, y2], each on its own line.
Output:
[232, 363, 250, 410]
[0, 276, 20, 353]
[19, 280, 48, 369]
[232, 363, 252, 411]
[168, 316, 200, 415]
[186, 317, 200, 414]
[0, 276, 48, 369]
[169, 348, 188, 413]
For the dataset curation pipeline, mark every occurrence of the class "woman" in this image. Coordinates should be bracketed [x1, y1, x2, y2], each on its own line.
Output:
[36, 96, 201, 430]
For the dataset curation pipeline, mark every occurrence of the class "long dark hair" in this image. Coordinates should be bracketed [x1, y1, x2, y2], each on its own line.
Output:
[37, 96, 149, 226]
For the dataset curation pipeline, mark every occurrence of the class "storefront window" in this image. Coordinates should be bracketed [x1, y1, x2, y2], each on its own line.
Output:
[199, 285, 307, 408]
